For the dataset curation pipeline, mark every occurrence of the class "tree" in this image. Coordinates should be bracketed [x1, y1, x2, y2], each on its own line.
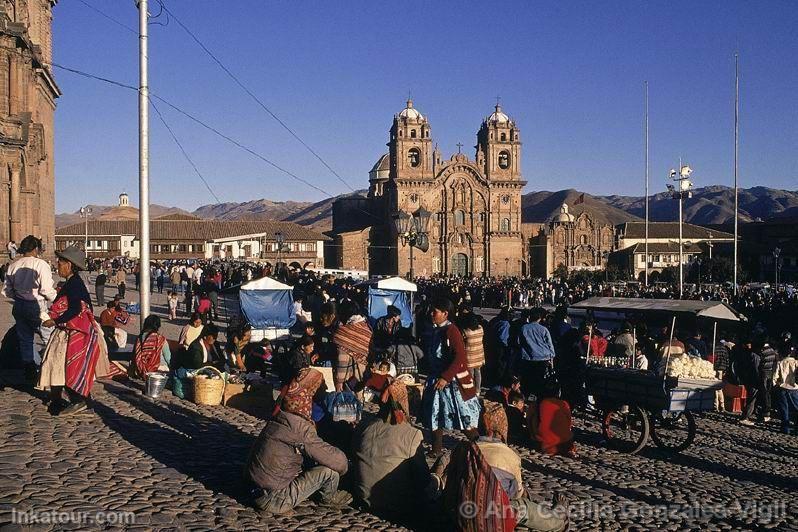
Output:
[553, 263, 568, 280]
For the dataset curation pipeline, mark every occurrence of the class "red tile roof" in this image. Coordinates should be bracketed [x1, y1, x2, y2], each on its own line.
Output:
[56, 219, 330, 241]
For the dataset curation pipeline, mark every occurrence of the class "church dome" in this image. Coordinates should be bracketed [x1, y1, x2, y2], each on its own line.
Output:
[488, 104, 509, 124]
[369, 153, 390, 180]
[554, 203, 575, 223]
[398, 99, 423, 120]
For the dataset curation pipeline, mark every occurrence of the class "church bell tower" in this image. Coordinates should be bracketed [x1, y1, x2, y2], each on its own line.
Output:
[388, 99, 433, 180]
[477, 103, 521, 181]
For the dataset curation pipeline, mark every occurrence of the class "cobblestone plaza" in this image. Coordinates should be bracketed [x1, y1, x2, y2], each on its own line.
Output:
[0, 276, 796, 531]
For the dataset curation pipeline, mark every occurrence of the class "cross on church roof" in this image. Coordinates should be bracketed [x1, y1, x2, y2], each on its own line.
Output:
[456, 142, 464, 153]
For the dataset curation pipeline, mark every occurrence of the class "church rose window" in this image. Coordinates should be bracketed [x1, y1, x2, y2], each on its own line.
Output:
[408, 148, 420, 167]
[498, 151, 510, 169]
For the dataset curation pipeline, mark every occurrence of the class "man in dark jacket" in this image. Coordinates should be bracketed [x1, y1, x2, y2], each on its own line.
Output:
[740, 336, 778, 424]
[245, 410, 350, 515]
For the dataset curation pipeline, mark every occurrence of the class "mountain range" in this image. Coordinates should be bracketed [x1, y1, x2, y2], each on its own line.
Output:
[56, 185, 797, 230]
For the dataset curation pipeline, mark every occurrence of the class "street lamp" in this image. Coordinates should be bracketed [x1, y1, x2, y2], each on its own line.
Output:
[667, 163, 694, 298]
[773, 247, 781, 292]
[393, 207, 431, 279]
[79, 206, 92, 254]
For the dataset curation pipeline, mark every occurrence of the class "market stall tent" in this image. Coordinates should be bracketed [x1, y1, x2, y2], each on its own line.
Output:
[239, 277, 296, 340]
[358, 277, 417, 327]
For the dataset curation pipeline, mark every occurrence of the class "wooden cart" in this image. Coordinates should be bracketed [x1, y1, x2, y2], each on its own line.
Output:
[586, 366, 723, 453]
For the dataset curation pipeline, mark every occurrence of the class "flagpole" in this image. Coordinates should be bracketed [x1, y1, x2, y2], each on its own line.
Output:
[733, 53, 739, 296]
[644, 81, 649, 287]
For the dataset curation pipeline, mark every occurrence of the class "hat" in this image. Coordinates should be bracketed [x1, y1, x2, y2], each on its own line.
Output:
[55, 245, 87, 271]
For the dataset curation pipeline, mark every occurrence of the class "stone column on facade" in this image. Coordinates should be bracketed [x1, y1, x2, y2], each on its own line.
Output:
[8, 54, 17, 116]
[9, 162, 21, 241]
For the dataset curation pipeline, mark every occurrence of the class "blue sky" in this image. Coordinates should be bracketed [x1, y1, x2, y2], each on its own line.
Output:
[53, 1, 798, 213]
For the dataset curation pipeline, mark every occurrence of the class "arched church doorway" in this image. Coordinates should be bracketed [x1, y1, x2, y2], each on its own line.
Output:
[452, 253, 469, 277]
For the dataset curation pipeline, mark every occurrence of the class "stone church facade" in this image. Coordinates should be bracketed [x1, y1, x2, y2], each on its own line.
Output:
[0, 0, 59, 254]
[329, 100, 526, 277]
[530, 204, 615, 277]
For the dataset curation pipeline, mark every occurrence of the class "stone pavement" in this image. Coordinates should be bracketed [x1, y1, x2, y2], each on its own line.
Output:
[0, 274, 796, 531]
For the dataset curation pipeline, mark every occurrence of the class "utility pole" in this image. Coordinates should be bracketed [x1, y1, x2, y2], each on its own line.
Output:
[733, 53, 740, 296]
[644, 81, 649, 286]
[138, 0, 151, 323]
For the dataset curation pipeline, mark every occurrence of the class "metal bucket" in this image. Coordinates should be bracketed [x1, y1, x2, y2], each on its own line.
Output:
[145, 372, 169, 399]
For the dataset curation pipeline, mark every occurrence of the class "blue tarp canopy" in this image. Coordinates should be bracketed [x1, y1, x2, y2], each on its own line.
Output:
[359, 277, 417, 328]
[239, 277, 296, 329]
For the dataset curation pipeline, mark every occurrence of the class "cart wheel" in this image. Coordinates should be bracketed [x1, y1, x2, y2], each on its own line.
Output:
[602, 406, 649, 454]
[650, 411, 696, 452]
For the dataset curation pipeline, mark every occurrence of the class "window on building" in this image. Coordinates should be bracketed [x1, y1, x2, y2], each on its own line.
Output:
[500, 132, 506, 141]
[501, 218, 510, 232]
[410, 129, 417, 138]
[432, 257, 440, 273]
[580, 235, 588, 245]
[654, 254, 661, 262]
[455, 209, 465, 225]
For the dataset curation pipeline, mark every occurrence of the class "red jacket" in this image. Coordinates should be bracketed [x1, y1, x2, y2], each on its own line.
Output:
[440, 324, 477, 401]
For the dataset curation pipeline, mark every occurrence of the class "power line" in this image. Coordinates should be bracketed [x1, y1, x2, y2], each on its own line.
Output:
[50, 62, 382, 225]
[76, 0, 138, 35]
[154, 0, 357, 193]
[149, 98, 222, 203]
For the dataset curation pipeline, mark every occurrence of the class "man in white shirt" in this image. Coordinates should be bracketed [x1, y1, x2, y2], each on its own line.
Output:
[192, 265, 204, 286]
[6, 240, 17, 260]
[2, 235, 57, 377]
[773, 346, 798, 435]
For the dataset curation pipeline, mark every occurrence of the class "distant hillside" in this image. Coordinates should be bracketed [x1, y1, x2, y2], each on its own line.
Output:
[57, 185, 797, 230]
[55, 204, 192, 228]
[600, 186, 798, 225]
[522, 189, 641, 225]
[191, 190, 367, 232]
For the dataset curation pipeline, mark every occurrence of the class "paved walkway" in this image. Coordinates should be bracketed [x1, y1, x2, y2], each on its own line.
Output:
[0, 274, 796, 530]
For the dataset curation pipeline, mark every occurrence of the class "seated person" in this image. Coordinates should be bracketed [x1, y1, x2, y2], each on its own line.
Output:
[99, 298, 130, 350]
[243, 339, 273, 374]
[527, 383, 576, 457]
[392, 327, 423, 377]
[505, 390, 529, 445]
[351, 380, 429, 524]
[485, 374, 522, 405]
[434, 405, 568, 532]
[225, 323, 252, 371]
[178, 313, 204, 350]
[178, 324, 225, 370]
[274, 335, 317, 386]
[129, 315, 171, 379]
[246, 349, 350, 516]
[370, 305, 402, 359]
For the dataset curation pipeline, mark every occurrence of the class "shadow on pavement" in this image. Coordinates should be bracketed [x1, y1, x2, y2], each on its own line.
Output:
[95, 382, 256, 505]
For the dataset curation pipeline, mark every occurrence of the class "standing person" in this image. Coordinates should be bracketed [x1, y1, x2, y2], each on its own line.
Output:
[462, 313, 485, 395]
[713, 338, 732, 412]
[115, 267, 126, 299]
[773, 347, 798, 435]
[517, 308, 556, 400]
[7, 240, 17, 260]
[156, 267, 165, 293]
[167, 290, 179, 321]
[421, 297, 481, 458]
[94, 269, 107, 307]
[2, 235, 57, 381]
[133, 262, 140, 291]
[37, 246, 101, 416]
[170, 267, 182, 294]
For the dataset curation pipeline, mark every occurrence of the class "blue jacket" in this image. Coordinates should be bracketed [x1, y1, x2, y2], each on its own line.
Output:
[519, 322, 556, 362]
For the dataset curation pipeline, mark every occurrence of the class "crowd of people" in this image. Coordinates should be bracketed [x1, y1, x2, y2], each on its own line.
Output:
[2, 243, 797, 530]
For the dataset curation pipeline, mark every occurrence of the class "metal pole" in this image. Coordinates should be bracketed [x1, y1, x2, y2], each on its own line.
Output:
[138, 0, 151, 324]
[678, 190, 684, 298]
[84, 212, 88, 254]
[644, 81, 649, 287]
[733, 53, 739, 295]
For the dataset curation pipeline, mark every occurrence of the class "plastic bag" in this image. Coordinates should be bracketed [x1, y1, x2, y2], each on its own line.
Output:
[325, 390, 362, 423]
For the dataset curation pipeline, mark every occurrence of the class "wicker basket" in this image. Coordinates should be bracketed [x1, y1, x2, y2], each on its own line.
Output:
[193, 366, 226, 406]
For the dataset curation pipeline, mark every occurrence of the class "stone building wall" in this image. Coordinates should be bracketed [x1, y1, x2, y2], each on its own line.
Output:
[0, 0, 59, 255]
